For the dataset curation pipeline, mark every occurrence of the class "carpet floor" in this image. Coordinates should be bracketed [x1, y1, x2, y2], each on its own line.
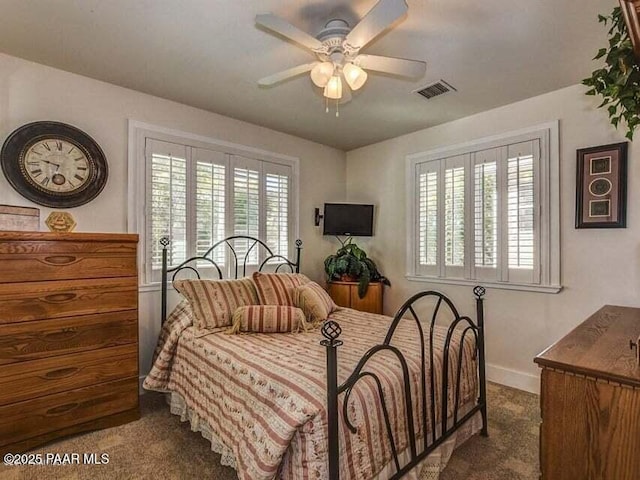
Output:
[1, 382, 539, 480]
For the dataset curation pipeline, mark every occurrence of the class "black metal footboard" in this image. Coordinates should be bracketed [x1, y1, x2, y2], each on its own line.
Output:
[321, 286, 488, 480]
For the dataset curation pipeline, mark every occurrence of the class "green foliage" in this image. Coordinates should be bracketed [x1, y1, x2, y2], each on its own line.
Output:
[324, 238, 390, 298]
[583, 7, 640, 140]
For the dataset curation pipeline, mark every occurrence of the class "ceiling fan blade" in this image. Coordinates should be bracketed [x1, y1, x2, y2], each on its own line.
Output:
[256, 14, 325, 52]
[344, 0, 408, 50]
[258, 63, 319, 87]
[356, 54, 426, 78]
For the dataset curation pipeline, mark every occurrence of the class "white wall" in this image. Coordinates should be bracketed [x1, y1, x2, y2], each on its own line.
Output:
[346, 84, 638, 393]
[0, 53, 346, 378]
[3, 49, 636, 395]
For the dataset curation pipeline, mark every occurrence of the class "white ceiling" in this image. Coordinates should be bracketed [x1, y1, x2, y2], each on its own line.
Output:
[0, 0, 614, 150]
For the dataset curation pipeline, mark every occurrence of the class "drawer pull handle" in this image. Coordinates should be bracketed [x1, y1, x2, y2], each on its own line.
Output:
[42, 255, 78, 265]
[42, 293, 77, 303]
[46, 403, 79, 416]
[44, 330, 79, 342]
[43, 367, 80, 379]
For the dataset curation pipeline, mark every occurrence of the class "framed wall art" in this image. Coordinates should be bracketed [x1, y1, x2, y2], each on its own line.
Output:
[575, 142, 628, 229]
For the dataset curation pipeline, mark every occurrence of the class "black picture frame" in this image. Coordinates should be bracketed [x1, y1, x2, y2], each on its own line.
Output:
[575, 142, 628, 229]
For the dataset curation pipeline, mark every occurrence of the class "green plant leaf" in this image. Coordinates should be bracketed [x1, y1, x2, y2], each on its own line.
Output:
[324, 241, 389, 293]
[357, 267, 371, 298]
[585, 6, 640, 140]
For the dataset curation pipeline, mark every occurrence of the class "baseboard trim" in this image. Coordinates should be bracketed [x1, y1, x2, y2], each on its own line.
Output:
[486, 363, 540, 394]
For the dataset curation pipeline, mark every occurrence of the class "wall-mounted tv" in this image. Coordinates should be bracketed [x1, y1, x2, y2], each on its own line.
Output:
[323, 203, 374, 236]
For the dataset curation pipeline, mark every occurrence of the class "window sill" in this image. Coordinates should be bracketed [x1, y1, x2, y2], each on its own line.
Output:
[138, 282, 174, 293]
[405, 275, 563, 294]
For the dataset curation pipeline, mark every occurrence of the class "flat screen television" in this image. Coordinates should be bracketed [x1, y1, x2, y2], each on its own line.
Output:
[323, 203, 374, 236]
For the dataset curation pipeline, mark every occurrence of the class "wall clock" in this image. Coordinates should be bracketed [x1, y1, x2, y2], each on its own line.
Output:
[1, 121, 108, 208]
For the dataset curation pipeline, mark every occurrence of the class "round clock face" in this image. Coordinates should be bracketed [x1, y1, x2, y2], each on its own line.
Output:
[23, 139, 91, 194]
[1, 122, 108, 208]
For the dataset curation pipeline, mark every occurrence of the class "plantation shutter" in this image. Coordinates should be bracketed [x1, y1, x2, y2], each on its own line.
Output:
[231, 155, 261, 265]
[263, 161, 292, 262]
[473, 148, 499, 282]
[416, 161, 439, 276]
[408, 126, 555, 290]
[146, 139, 188, 281]
[193, 148, 227, 267]
[442, 155, 466, 278]
[504, 140, 540, 284]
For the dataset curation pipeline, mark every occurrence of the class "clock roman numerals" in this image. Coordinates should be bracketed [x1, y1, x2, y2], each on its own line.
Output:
[42, 142, 51, 151]
[41, 177, 50, 186]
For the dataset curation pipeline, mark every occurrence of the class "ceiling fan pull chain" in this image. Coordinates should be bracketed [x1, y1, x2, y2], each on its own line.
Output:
[325, 96, 329, 114]
[336, 99, 340, 118]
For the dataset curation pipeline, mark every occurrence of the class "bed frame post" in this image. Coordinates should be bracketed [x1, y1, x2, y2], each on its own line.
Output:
[474, 286, 488, 437]
[294, 239, 302, 273]
[160, 236, 170, 324]
[321, 320, 343, 480]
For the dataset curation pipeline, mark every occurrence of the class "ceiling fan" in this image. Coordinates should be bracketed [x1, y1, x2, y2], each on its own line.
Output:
[256, 0, 426, 114]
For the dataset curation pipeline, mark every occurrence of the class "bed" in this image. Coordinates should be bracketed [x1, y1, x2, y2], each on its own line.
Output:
[143, 236, 488, 480]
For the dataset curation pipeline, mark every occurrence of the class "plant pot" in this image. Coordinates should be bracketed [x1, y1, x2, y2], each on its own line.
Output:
[340, 274, 358, 282]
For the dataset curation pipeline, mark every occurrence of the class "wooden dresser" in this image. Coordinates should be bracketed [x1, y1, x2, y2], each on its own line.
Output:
[534, 305, 640, 480]
[0, 232, 139, 454]
[327, 281, 383, 314]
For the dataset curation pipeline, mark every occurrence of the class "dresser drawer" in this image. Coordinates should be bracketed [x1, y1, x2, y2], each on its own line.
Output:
[0, 277, 137, 324]
[0, 376, 138, 447]
[0, 344, 137, 405]
[0, 239, 137, 256]
[0, 252, 136, 283]
[0, 310, 137, 364]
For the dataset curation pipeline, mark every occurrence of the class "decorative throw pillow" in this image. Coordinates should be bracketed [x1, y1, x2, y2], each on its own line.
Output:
[173, 278, 259, 330]
[293, 281, 338, 324]
[228, 305, 308, 334]
[252, 272, 311, 306]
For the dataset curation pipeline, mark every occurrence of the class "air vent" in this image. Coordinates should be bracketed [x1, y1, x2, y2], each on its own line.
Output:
[414, 80, 457, 100]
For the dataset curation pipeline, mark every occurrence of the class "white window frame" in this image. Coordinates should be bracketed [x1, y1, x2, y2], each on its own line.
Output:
[406, 121, 561, 294]
[127, 120, 299, 290]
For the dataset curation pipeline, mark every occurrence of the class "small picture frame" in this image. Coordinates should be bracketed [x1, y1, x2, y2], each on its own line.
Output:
[576, 142, 628, 229]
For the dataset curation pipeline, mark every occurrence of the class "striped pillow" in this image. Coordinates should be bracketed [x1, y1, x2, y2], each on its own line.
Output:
[252, 272, 311, 306]
[173, 278, 259, 330]
[293, 281, 337, 324]
[228, 305, 308, 334]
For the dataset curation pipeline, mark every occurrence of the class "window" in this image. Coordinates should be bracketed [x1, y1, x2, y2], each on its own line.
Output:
[407, 123, 560, 293]
[133, 127, 298, 284]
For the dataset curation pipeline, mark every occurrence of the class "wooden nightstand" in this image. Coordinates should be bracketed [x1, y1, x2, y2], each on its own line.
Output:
[327, 281, 383, 314]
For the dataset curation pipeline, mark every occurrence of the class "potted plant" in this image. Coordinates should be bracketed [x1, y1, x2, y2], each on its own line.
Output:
[583, 6, 640, 140]
[324, 238, 390, 298]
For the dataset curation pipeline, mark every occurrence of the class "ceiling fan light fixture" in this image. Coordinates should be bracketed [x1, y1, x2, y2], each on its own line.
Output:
[310, 61, 335, 87]
[323, 75, 343, 99]
[343, 63, 368, 91]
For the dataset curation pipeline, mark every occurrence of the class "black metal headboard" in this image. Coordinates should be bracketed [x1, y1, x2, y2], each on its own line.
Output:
[159, 235, 302, 323]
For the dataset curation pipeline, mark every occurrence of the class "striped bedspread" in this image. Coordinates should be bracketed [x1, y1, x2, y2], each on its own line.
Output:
[144, 305, 478, 480]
